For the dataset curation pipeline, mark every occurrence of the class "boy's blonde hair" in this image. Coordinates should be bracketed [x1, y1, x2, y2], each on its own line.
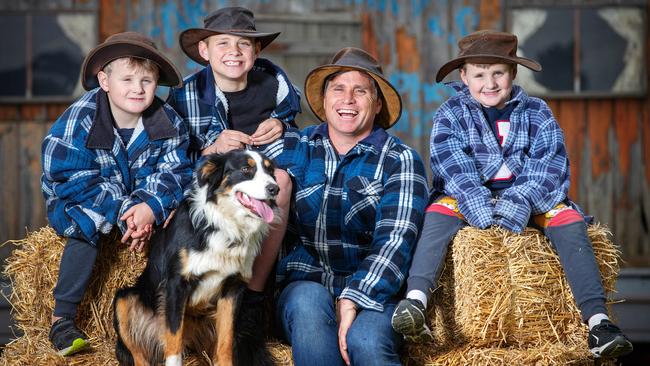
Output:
[102, 57, 160, 80]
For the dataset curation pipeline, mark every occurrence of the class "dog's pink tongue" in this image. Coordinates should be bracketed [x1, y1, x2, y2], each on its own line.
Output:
[250, 197, 274, 223]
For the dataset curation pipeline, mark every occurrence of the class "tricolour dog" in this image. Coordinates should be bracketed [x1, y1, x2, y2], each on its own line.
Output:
[113, 150, 278, 366]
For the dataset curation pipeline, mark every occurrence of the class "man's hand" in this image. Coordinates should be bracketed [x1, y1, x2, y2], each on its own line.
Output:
[336, 298, 358, 366]
[202, 129, 253, 155]
[251, 118, 283, 146]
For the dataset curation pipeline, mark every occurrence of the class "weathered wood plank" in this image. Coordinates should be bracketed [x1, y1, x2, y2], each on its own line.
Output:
[584, 100, 614, 227]
[0, 123, 20, 250]
[99, 0, 126, 41]
[18, 121, 48, 238]
[557, 99, 586, 202]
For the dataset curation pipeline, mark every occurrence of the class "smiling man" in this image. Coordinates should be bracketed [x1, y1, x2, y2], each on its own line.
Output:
[271, 47, 429, 366]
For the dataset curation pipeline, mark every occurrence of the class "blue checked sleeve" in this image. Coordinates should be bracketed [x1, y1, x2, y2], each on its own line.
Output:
[120, 113, 193, 226]
[340, 148, 429, 311]
[495, 107, 570, 233]
[42, 134, 127, 244]
[430, 106, 494, 228]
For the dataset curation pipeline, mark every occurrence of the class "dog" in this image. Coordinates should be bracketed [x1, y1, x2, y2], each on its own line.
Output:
[113, 150, 279, 366]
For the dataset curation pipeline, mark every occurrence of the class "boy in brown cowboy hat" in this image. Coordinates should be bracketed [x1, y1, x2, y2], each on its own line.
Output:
[391, 29, 633, 359]
[42, 31, 192, 356]
[272, 47, 428, 366]
[167, 5, 301, 315]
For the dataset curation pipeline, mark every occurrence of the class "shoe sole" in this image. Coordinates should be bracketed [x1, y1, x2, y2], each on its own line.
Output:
[391, 306, 434, 343]
[57, 338, 90, 356]
[590, 336, 633, 358]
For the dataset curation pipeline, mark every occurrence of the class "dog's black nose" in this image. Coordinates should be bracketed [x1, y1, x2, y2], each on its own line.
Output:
[266, 183, 279, 197]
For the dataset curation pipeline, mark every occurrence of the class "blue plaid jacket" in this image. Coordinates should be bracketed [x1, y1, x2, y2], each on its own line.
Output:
[167, 58, 301, 166]
[273, 125, 429, 312]
[41, 88, 193, 245]
[430, 81, 573, 232]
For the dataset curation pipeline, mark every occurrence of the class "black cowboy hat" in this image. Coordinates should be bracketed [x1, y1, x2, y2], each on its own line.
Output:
[81, 31, 182, 90]
[304, 47, 402, 129]
[179, 7, 280, 66]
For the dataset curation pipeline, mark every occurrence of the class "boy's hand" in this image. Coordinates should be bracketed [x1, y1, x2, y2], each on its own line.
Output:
[251, 118, 283, 146]
[120, 203, 156, 252]
[204, 129, 252, 155]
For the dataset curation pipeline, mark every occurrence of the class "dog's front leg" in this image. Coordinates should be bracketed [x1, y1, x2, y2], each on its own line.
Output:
[163, 277, 189, 366]
[213, 293, 238, 366]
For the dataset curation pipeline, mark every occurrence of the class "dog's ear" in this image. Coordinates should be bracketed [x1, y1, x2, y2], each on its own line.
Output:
[197, 154, 226, 189]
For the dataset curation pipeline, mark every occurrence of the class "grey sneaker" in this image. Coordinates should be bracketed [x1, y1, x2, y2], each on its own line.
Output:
[391, 298, 434, 343]
[588, 320, 633, 358]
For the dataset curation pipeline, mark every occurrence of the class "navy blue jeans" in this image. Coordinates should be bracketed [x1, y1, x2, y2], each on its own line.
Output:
[276, 281, 403, 366]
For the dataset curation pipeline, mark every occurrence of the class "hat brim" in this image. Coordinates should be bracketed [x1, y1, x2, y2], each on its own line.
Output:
[435, 54, 542, 83]
[305, 65, 402, 129]
[81, 40, 182, 91]
[179, 29, 280, 66]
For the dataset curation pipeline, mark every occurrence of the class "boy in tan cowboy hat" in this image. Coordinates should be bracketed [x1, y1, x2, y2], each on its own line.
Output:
[168, 5, 301, 317]
[391, 29, 633, 359]
[42, 31, 192, 356]
[272, 47, 428, 366]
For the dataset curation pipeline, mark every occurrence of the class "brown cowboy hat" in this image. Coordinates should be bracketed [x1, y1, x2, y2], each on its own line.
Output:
[179, 7, 280, 66]
[436, 30, 542, 82]
[81, 31, 182, 90]
[304, 47, 402, 129]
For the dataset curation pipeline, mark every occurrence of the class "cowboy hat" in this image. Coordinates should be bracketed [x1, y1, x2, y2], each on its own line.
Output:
[81, 31, 182, 90]
[304, 47, 402, 129]
[436, 29, 542, 82]
[179, 7, 280, 66]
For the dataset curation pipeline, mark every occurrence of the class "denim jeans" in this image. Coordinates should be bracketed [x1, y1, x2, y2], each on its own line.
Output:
[276, 281, 403, 366]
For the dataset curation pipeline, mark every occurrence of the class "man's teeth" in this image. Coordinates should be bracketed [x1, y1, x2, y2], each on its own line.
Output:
[337, 109, 358, 115]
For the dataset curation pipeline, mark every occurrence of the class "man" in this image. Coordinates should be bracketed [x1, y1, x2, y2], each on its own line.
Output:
[272, 47, 429, 366]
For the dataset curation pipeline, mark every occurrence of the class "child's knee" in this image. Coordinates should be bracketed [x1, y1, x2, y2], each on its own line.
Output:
[546, 209, 583, 227]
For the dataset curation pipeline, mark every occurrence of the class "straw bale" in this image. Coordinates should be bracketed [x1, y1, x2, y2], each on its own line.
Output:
[422, 343, 616, 366]
[0, 224, 621, 366]
[0, 227, 290, 366]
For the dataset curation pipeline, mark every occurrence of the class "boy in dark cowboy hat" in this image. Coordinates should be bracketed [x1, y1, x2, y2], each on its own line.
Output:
[391, 30, 633, 359]
[42, 32, 192, 356]
[272, 47, 428, 366]
[167, 5, 301, 309]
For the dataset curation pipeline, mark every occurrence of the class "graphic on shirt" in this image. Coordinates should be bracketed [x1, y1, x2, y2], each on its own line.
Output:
[492, 120, 513, 181]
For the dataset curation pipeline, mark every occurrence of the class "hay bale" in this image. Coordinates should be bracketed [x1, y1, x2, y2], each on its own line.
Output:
[0, 227, 291, 366]
[405, 224, 621, 365]
[1, 225, 621, 366]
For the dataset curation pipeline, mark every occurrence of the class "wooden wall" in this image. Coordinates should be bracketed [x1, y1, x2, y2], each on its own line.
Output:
[0, 0, 649, 266]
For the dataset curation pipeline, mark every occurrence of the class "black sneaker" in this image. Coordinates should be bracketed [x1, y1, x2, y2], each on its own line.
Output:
[391, 298, 434, 343]
[588, 319, 633, 358]
[49, 318, 90, 356]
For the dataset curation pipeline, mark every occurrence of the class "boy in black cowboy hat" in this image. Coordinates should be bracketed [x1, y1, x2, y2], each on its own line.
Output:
[391, 29, 633, 359]
[42, 31, 192, 356]
[167, 6, 301, 308]
[272, 47, 428, 366]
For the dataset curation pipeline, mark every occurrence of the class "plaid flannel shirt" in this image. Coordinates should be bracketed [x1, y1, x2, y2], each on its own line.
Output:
[430, 81, 573, 232]
[41, 88, 193, 245]
[274, 125, 429, 312]
[167, 58, 301, 166]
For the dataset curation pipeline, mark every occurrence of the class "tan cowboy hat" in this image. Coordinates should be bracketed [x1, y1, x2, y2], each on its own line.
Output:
[436, 30, 542, 82]
[179, 7, 280, 66]
[81, 31, 182, 90]
[304, 47, 402, 129]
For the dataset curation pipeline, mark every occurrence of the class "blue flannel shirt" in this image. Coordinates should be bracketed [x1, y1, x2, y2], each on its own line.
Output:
[273, 125, 429, 312]
[167, 58, 301, 166]
[41, 88, 193, 245]
[430, 81, 574, 233]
